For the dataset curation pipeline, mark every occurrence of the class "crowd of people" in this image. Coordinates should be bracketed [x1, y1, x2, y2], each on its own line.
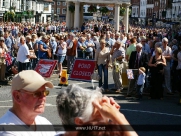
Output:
[0, 20, 181, 135]
[0, 21, 181, 100]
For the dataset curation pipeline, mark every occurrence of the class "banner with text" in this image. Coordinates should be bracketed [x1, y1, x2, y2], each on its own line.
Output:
[35, 59, 57, 78]
[69, 59, 95, 82]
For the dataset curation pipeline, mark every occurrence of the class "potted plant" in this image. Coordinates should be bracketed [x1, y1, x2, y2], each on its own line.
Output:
[99, 7, 109, 14]
[120, 7, 126, 16]
[69, 4, 75, 13]
[88, 5, 97, 13]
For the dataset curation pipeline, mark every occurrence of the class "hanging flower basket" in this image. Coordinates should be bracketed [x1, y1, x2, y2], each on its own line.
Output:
[88, 5, 97, 13]
[120, 7, 126, 16]
[99, 7, 109, 14]
[69, 5, 75, 13]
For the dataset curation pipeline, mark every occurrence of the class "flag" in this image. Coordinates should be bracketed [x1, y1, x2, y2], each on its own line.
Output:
[5, 53, 12, 66]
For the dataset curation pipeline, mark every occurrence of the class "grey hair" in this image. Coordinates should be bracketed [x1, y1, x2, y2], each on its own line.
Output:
[136, 43, 143, 48]
[155, 42, 162, 47]
[162, 37, 168, 43]
[56, 84, 102, 125]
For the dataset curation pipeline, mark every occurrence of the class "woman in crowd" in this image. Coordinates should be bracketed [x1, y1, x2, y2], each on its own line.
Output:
[125, 37, 136, 61]
[148, 47, 166, 99]
[56, 36, 67, 77]
[95, 39, 110, 92]
[0, 37, 7, 81]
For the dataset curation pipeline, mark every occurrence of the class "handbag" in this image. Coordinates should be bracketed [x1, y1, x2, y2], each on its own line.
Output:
[91, 70, 100, 81]
[29, 50, 37, 59]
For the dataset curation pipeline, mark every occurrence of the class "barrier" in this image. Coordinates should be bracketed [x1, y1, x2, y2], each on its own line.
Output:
[122, 61, 129, 88]
[59, 69, 68, 86]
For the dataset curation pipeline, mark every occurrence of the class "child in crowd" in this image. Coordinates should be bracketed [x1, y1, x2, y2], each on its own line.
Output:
[136, 67, 146, 100]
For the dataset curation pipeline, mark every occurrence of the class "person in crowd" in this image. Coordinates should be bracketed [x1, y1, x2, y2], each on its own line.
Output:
[125, 37, 137, 61]
[0, 70, 56, 135]
[0, 37, 7, 81]
[95, 39, 110, 92]
[85, 34, 95, 59]
[56, 36, 67, 77]
[38, 35, 49, 59]
[110, 41, 125, 93]
[66, 33, 77, 74]
[127, 43, 149, 97]
[105, 33, 114, 50]
[16, 36, 30, 72]
[77, 37, 86, 58]
[141, 36, 151, 57]
[50, 37, 57, 60]
[4, 31, 12, 55]
[161, 37, 173, 95]
[135, 67, 146, 100]
[148, 47, 166, 99]
[56, 84, 138, 136]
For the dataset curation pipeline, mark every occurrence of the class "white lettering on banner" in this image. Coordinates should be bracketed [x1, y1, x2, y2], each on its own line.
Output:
[73, 71, 91, 76]
[78, 63, 91, 69]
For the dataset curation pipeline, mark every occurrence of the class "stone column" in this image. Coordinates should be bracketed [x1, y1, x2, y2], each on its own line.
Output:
[124, 4, 130, 33]
[74, 1, 80, 29]
[79, 3, 84, 28]
[70, 12, 74, 28]
[114, 4, 120, 31]
[66, 1, 71, 28]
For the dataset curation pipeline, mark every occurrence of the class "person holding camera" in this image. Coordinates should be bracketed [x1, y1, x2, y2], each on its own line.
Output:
[110, 41, 125, 93]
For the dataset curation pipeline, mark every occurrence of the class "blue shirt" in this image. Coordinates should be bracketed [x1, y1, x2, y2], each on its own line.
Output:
[85, 39, 94, 52]
[38, 40, 48, 59]
[137, 73, 146, 85]
[5, 37, 12, 53]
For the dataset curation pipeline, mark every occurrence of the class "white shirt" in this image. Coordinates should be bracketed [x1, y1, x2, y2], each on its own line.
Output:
[0, 110, 56, 136]
[17, 44, 30, 63]
[57, 42, 67, 56]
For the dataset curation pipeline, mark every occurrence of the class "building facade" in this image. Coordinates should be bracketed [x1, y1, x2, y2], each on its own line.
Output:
[0, 0, 53, 23]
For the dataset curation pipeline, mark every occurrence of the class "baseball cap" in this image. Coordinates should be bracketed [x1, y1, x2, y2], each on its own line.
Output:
[12, 70, 53, 92]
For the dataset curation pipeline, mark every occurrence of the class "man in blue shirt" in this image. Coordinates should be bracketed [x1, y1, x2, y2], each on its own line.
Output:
[4, 31, 12, 55]
[85, 34, 95, 59]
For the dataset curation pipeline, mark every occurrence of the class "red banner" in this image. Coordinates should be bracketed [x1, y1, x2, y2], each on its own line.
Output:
[69, 59, 95, 82]
[34, 59, 57, 78]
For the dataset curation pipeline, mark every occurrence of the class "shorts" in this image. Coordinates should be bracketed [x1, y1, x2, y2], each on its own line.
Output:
[58, 56, 65, 63]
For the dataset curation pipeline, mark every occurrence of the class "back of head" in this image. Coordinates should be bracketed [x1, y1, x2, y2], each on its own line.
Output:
[56, 84, 102, 125]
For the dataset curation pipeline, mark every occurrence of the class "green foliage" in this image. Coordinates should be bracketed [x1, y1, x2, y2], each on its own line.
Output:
[120, 7, 126, 16]
[99, 7, 109, 14]
[88, 5, 97, 13]
[69, 5, 75, 13]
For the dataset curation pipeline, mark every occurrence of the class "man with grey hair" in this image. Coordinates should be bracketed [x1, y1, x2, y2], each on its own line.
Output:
[161, 37, 173, 95]
[66, 33, 77, 74]
[110, 41, 125, 92]
[85, 34, 95, 59]
[127, 43, 149, 97]
[17, 36, 30, 72]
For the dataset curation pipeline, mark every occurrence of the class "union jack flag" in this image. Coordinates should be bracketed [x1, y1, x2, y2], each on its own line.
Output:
[5, 53, 12, 66]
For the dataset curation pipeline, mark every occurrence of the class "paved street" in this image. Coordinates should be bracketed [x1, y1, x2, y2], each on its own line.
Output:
[0, 70, 181, 136]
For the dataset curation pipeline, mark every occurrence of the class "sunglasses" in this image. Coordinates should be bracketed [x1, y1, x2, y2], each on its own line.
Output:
[18, 90, 49, 98]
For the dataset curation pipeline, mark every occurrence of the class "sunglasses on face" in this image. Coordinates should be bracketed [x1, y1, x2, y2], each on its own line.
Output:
[18, 90, 49, 98]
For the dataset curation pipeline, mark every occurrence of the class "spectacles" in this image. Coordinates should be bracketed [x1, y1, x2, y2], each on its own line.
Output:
[18, 90, 49, 98]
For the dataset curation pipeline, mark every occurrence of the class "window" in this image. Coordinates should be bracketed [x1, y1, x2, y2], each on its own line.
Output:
[62, 8, 66, 14]
[57, 2, 60, 5]
[52, 9, 54, 14]
[2, 0, 5, 7]
[63, 2, 66, 6]
[52, 2, 55, 5]
[57, 8, 60, 14]
[83, 7, 86, 12]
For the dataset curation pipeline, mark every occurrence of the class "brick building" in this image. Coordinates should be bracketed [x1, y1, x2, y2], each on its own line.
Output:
[52, 0, 66, 22]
